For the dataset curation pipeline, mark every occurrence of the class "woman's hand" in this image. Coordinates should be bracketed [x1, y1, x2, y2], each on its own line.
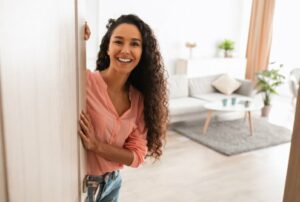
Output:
[84, 22, 91, 41]
[78, 110, 98, 151]
[78, 111, 135, 165]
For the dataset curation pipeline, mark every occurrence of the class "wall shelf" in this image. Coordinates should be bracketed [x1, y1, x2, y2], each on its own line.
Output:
[175, 58, 247, 79]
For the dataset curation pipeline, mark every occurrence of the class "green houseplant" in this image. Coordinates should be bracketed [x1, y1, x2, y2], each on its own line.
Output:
[218, 39, 235, 58]
[256, 68, 285, 117]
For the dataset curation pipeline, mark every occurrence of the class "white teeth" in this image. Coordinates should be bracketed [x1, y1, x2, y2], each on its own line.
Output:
[118, 58, 132, 63]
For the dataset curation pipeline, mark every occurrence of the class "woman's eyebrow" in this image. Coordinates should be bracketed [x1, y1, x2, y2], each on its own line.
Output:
[113, 36, 124, 39]
[132, 38, 141, 42]
[113, 36, 141, 42]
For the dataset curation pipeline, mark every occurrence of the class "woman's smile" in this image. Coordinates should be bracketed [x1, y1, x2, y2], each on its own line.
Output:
[117, 57, 133, 63]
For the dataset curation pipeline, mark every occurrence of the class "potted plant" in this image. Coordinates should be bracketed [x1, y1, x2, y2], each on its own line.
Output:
[218, 39, 235, 58]
[256, 68, 285, 117]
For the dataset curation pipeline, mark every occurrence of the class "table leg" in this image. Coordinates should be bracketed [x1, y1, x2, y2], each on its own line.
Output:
[247, 111, 254, 136]
[203, 110, 213, 134]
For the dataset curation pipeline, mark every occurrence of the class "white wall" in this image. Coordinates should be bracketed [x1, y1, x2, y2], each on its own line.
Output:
[269, 0, 300, 97]
[270, 0, 300, 70]
[86, 0, 252, 74]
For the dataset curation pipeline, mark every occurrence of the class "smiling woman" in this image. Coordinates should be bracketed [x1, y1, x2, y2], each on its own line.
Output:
[79, 14, 168, 202]
[106, 23, 142, 75]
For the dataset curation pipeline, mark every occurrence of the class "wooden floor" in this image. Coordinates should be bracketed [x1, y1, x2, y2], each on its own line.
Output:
[120, 96, 296, 202]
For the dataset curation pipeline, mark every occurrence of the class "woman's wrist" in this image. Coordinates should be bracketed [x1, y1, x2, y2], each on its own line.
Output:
[92, 141, 134, 166]
[93, 141, 104, 155]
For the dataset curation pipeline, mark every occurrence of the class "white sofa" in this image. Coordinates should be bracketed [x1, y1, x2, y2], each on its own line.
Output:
[168, 74, 256, 124]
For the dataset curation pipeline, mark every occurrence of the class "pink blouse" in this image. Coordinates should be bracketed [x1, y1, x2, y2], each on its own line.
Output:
[86, 69, 148, 175]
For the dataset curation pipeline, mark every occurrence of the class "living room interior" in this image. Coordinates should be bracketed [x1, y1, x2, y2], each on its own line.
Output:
[1, 0, 300, 201]
[84, 0, 299, 201]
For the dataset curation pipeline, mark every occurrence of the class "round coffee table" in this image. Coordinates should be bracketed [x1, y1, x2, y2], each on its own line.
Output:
[202, 99, 263, 136]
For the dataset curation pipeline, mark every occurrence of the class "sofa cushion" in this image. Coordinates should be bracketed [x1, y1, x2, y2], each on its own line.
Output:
[189, 74, 221, 96]
[212, 74, 241, 95]
[192, 93, 252, 102]
[235, 79, 254, 97]
[168, 75, 188, 99]
[169, 97, 206, 116]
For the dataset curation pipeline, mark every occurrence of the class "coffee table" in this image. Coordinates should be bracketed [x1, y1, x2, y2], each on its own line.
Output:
[202, 100, 263, 136]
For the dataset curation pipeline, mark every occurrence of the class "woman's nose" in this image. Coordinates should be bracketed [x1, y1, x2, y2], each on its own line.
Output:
[120, 44, 130, 54]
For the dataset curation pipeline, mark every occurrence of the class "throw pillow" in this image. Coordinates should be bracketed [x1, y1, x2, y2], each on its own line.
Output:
[212, 74, 241, 95]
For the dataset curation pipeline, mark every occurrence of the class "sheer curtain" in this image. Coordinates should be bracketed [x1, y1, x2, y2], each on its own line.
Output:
[245, 0, 276, 80]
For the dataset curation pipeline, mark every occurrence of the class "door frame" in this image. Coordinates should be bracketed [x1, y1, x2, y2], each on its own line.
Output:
[75, 0, 87, 200]
[284, 86, 300, 201]
[0, 66, 8, 202]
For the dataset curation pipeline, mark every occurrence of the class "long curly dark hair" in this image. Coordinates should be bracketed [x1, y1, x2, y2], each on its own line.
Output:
[96, 14, 168, 160]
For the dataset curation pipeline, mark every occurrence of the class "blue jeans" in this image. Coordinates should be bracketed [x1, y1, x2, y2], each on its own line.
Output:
[85, 170, 122, 202]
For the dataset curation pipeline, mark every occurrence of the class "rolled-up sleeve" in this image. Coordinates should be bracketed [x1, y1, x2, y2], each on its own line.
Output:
[123, 97, 148, 168]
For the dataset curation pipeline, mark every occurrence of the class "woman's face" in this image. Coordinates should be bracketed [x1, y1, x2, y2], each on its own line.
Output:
[107, 23, 143, 75]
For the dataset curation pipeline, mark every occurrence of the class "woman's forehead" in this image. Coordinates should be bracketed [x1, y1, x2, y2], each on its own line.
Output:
[111, 23, 142, 41]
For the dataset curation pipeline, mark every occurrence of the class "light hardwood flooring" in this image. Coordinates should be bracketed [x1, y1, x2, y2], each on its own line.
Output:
[120, 96, 296, 202]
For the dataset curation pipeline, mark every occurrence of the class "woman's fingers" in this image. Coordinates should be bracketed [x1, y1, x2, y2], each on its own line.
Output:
[79, 119, 88, 134]
[81, 111, 93, 130]
[80, 111, 88, 124]
[78, 128, 88, 143]
[78, 128, 96, 151]
[84, 22, 91, 40]
[78, 111, 95, 150]
[78, 130, 89, 149]
[80, 112, 89, 127]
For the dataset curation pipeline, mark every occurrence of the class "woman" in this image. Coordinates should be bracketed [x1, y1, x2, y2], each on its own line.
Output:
[78, 14, 168, 202]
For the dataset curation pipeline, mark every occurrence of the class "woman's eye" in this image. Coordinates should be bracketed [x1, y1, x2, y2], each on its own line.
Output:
[131, 42, 140, 47]
[113, 40, 122, 45]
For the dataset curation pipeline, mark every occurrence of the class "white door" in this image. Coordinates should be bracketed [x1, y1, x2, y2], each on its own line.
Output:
[0, 0, 86, 201]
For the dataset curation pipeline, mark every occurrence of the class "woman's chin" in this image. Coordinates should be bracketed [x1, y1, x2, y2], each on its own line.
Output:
[115, 65, 136, 74]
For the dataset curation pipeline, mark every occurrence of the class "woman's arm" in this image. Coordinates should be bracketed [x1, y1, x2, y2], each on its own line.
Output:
[93, 142, 134, 166]
[78, 111, 134, 166]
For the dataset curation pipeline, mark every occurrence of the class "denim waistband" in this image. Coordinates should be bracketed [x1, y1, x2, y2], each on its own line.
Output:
[86, 170, 119, 183]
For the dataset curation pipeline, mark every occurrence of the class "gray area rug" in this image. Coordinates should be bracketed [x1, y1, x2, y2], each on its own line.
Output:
[172, 118, 291, 156]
